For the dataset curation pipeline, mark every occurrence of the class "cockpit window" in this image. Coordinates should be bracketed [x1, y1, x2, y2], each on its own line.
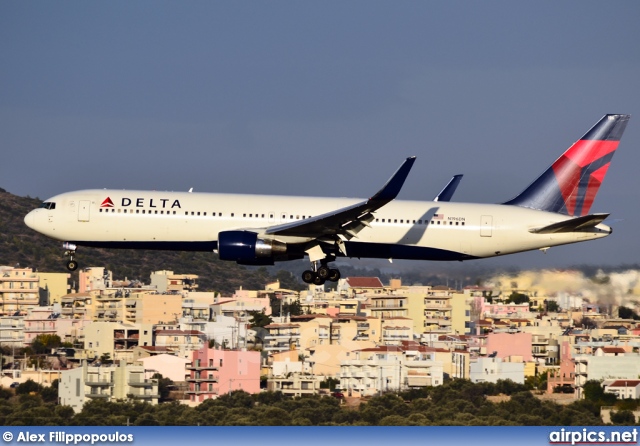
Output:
[39, 202, 56, 210]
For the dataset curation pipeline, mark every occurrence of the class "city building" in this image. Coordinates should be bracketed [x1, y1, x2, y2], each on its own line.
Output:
[58, 362, 159, 413]
[150, 270, 198, 295]
[338, 346, 443, 397]
[469, 357, 525, 384]
[0, 266, 39, 314]
[185, 347, 260, 403]
[34, 272, 71, 305]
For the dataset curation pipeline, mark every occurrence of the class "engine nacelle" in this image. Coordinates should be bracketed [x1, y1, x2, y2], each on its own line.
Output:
[217, 231, 287, 265]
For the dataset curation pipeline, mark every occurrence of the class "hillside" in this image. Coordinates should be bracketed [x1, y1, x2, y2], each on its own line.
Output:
[0, 188, 304, 294]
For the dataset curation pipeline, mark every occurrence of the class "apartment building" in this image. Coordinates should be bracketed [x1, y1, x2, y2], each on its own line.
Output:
[34, 272, 71, 305]
[337, 277, 385, 297]
[60, 293, 97, 320]
[0, 266, 39, 314]
[0, 314, 24, 348]
[469, 357, 525, 384]
[92, 289, 182, 325]
[604, 380, 640, 399]
[59, 362, 159, 413]
[83, 321, 154, 363]
[154, 329, 207, 359]
[23, 306, 58, 345]
[150, 270, 198, 295]
[185, 347, 260, 403]
[263, 322, 300, 353]
[338, 346, 443, 397]
[267, 373, 324, 397]
[573, 350, 640, 398]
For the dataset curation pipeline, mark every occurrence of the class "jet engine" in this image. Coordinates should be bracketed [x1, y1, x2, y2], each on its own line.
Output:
[217, 231, 288, 265]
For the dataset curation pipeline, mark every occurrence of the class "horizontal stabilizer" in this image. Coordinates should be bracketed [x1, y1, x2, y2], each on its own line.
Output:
[529, 213, 610, 234]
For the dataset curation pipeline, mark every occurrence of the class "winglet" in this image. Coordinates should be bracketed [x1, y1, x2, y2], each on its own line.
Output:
[434, 174, 463, 202]
[369, 156, 416, 203]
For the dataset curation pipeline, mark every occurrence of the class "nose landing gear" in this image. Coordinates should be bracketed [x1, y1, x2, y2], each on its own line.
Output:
[63, 242, 78, 271]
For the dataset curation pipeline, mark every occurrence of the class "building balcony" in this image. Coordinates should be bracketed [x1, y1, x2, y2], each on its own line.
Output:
[85, 379, 113, 387]
[185, 389, 218, 395]
[85, 392, 110, 398]
[128, 379, 157, 387]
[128, 393, 159, 400]
[187, 376, 219, 383]
[371, 304, 405, 309]
[264, 333, 300, 339]
[187, 365, 219, 371]
[406, 376, 433, 387]
[423, 303, 452, 310]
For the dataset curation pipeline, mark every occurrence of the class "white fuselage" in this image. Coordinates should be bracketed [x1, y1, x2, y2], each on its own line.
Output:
[24, 189, 612, 261]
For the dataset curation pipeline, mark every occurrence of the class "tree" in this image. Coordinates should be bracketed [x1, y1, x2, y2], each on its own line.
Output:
[320, 377, 340, 390]
[546, 300, 560, 312]
[152, 373, 174, 402]
[248, 311, 273, 328]
[610, 410, 635, 425]
[579, 317, 597, 330]
[31, 334, 62, 355]
[15, 380, 43, 395]
[507, 292, 529, 305]
[582, 380, 616, 405]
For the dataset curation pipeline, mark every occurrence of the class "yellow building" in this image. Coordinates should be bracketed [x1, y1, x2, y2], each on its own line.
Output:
[35, 272, 71, 305]
[92, 289, 182, 325]
[0, 266, 39, 314]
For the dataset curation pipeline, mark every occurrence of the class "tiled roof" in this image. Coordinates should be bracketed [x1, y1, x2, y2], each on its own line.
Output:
[608, 380, 640, 387]
[346, 277, 384, 288]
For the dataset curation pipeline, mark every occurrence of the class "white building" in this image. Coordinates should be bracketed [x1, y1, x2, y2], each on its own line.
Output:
[604, 380, 640, 400]
[338, 346, 443, 397]
[59, 362, 159, 413]
[469, 357, 525, 384]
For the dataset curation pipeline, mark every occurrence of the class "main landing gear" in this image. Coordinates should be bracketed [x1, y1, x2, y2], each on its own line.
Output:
[63, 242, 78, 271]
[302, 261, 341, 285]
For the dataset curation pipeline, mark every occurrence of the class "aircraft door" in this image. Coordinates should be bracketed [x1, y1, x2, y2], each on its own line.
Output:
[480, 215, 493, 237]
[78, 200, 91, 222]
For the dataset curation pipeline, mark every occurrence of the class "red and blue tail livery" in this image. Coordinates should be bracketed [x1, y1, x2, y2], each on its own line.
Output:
[504, 114, 629, 216]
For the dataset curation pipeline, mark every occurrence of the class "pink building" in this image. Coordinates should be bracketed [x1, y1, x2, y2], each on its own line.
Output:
[484, 332, 533, 361]
[482, 302, 530, 317]
[186, 348, 260, 403]
[547, 340, 576, 393]
[23, 307, 58, 345]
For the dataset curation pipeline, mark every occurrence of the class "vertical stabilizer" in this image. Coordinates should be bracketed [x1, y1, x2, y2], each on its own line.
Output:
[504, 114, 630, 216]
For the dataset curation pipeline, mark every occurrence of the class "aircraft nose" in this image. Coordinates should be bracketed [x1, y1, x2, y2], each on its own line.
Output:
[24, 210, 36, 229]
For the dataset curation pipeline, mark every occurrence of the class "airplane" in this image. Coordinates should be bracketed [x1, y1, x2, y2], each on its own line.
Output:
[24, 114, 629, 285]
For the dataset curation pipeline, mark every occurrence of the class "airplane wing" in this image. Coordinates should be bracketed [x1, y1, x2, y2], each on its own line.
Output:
[529, 213, 610, 234]
[433, 174, 463, 202]
[264, 156, 416, 240]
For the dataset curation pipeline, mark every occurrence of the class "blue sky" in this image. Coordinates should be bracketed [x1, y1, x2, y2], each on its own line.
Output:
[1, 1, 639, 269]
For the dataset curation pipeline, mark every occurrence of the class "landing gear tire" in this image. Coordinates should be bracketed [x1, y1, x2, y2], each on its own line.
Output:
[313, 275, 326, 286]
[328, 268, 341, 282]
[66, 260, 78, 271]
[317, 266, 331, 280]
[302, 270, 316, 284]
